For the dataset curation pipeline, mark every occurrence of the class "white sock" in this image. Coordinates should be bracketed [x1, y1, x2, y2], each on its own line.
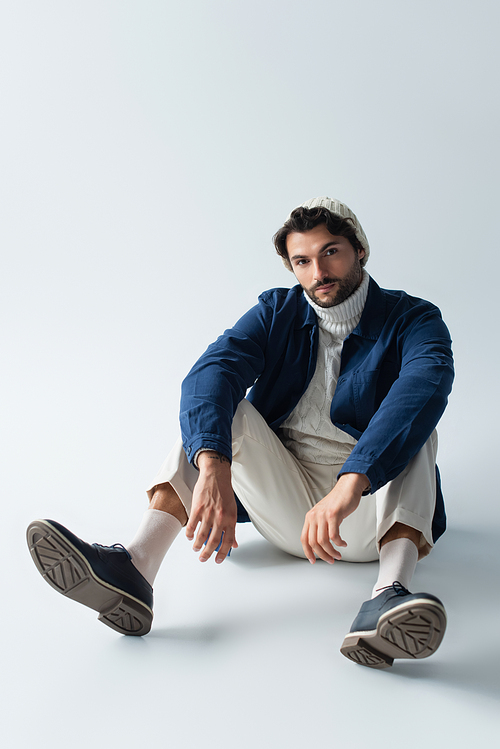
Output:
[371, 538, 418, 599]
[126, 509, 182, 586]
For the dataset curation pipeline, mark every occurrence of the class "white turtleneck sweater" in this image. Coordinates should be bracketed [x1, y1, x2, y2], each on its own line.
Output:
[279, 270, 370, 465]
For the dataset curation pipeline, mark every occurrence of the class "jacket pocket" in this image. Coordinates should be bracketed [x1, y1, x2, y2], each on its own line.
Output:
[352, 369, 380, 431]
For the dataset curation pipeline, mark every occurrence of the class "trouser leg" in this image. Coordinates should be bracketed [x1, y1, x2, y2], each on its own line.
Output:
[230, 400, 329, 558]
[374, 431, 438, 559]
[146, 436, 199, 513]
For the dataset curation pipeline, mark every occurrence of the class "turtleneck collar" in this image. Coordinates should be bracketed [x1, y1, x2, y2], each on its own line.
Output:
[303, 270, 370, 337]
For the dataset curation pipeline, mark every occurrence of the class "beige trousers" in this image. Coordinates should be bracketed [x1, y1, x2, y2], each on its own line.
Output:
[147, 399, 438, 563]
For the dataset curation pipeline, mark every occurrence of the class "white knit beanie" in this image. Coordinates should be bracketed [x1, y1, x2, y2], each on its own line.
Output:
[287, 196, 370, 265]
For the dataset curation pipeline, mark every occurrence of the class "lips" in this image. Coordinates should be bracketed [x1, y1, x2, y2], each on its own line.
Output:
[315, 282, 336, 293]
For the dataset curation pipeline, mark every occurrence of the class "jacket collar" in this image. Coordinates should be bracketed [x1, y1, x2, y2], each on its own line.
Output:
[352, 276, 387, 339]
[294, 276, 387, 338]
[294, 288, 318, 329]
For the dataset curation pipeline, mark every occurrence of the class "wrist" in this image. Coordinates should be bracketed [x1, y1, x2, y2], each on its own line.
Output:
[337, 472, 370, 493]
[197, 450, 231, 474]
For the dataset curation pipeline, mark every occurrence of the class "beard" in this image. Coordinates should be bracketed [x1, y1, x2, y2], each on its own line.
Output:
[304, 258, 363, 308]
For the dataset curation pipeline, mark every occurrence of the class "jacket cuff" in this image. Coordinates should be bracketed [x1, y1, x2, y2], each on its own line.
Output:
[183, 434, 233, 466]
[337, 456, 385, 494]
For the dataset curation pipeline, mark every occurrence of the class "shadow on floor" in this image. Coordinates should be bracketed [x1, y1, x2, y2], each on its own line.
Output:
[390, 655, 500, 698]
[228, 537, 303, 568]
[114, 522, 499, 701]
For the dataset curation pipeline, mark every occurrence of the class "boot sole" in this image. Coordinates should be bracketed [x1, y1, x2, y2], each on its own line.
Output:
[340, 598, 447, 669]
[27, 520, 153, 636]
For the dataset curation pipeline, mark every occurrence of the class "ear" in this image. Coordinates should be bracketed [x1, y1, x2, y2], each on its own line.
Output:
[357, 248, 366, 261]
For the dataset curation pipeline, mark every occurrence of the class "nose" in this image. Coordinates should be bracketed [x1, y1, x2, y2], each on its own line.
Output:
[312, 259, 328, 282]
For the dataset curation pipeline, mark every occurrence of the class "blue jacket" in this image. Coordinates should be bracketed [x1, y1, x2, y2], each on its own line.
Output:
[180, 277, 454, 541]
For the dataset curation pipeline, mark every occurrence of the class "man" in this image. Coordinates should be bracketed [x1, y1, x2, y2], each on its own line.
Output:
[27, 197, 454, 670]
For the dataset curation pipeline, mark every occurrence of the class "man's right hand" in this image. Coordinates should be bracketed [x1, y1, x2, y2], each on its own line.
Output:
[185, 451, 238, 564]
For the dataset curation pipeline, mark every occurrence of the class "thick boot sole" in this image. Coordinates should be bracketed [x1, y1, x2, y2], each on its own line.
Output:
[27, 520, 153, 636]
[340, 598, 447, 669]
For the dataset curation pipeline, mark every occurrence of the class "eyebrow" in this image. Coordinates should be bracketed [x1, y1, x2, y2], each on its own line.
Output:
[289, 240, 342, 262]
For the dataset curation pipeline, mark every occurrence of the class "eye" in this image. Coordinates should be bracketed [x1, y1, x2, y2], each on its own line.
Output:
[326, 248, 337, 256]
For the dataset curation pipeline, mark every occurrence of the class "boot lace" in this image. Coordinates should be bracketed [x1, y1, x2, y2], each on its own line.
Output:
[375, 581, 410, 596]
[93, 543, 132, 561]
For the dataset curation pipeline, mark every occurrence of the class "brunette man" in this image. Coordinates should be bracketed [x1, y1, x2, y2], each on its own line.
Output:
[28, 197, 454, 669]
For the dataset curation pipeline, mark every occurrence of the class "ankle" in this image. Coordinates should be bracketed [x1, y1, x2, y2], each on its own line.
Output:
[371, 537, 418, 599]
[127, 508, 182, 586]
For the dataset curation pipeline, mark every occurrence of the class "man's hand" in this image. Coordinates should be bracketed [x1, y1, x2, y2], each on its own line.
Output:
[301, 473, 370, 564]
[185, 451, 238, 564]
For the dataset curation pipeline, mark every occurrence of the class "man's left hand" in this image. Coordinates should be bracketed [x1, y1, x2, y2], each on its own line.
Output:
[300, 473, 370, 564]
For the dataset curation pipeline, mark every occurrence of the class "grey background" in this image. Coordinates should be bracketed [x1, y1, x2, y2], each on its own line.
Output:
[2, 1, 499, 746]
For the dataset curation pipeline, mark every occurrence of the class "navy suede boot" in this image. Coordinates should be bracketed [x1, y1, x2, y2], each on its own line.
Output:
[27, 519, 153, 636]
[340, 582, 447, 669]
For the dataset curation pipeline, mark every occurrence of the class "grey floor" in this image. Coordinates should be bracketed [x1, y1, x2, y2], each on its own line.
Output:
[6, 509, 499, 749]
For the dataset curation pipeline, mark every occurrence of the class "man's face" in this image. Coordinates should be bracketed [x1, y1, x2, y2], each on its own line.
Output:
[286, 224, 365, 308]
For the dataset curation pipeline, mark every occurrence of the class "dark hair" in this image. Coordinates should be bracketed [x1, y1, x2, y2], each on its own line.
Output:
[273, 206, 366, 271]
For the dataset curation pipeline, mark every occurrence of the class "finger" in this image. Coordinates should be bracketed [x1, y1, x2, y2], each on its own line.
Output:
[309, 524, 338, 564]
[193, 520, 213, 552]
[185, 509, 201, 540]
[199, 525, 224, 561]
[300, 514, 335, 564]
[317, 530, 343, 562]
[215, 529, 235, 564]
[310, 540, 338, 564]
[301, 525, 316, 564]
[304, 546, 316, 564]
[328, 520, 347, 548]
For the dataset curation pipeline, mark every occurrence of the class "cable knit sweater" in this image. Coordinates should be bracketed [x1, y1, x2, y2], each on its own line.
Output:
[279, 270, 370, 465]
